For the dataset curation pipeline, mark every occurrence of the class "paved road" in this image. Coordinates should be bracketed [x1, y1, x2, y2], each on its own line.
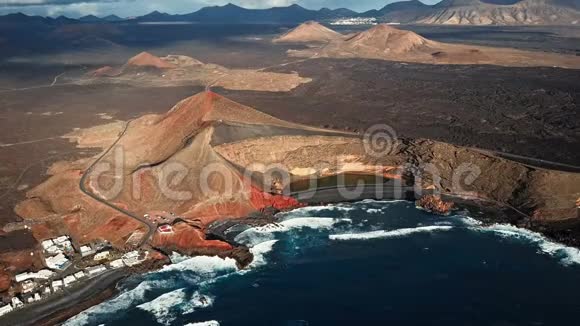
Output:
[78, 120, 155, 247]
[1, 269, 127, 326]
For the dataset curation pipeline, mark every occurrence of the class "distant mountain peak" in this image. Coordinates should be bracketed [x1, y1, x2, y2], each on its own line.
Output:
[223, 3, 243, 8]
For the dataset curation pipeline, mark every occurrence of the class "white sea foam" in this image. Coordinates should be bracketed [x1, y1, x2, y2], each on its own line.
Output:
[234, 217, 351, 246]
[248, 240, 278, 268]
[170, 252, 192, 264]
[138, 288, 215, 325]
[137, 288, 187, 325]
[63, 279, 171, 326]
[185, 321, 220, 326]
[161, 255, 238, 276]
[458, 216, 484, 226]
[473, 223, 580, 266]
[329, 225, 453, 241]
[281, 205, 354, 217]
[184, 291, 215, 312]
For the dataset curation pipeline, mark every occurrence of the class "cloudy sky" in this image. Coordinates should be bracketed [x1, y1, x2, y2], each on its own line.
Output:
[0, 0, 441, 18]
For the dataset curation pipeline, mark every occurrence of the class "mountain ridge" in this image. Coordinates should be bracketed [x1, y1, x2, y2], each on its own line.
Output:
[1, 1, 580, 25]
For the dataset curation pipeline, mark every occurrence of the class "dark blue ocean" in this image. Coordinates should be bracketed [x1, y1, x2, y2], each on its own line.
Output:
[64, 200, 580, 326]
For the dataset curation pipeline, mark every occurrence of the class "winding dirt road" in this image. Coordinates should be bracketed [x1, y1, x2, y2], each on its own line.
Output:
[78, 120, 155, 247]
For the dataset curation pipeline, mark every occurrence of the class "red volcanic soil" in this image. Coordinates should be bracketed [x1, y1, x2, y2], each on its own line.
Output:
[250, 185, 302, 211]
[15, 91, 306, 261]
[0, 269, 11, 292]
[126, 51, 176, 69]
[152, 222, 233, 253]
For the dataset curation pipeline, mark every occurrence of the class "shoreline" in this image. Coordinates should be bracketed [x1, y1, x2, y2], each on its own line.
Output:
[1, 269, 129, 326]
[4, 188, 576, 325]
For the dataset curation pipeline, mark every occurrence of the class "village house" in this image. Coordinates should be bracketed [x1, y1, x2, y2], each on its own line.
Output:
[0, 304, 13, 316]
[21, 280, 37, 294]
[63, 275, 77, 287]
[15, 269, 55, 282]
[46, 253, 71, 270]
[85, 265, 107, 276]
[109, 259, 125, 269]
[11, 297, 23, 309]
[51, 280, 63, 292]
[80, 245, 96, 257]
[93, 251, 111, 261]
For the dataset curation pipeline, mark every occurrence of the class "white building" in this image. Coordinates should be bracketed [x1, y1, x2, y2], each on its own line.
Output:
[46, 253, 70, 270]
[45, 244, 62, 256]
[43, 236, 74, 255]
[43, 287, 52, 295]
[122, 251, 146, 267]
[86, 265, 107, 276]
[94, 251, 110, 261]
[11, 297, 23, 308]
[0, 304, 13, 316]
[41, 239, 54, 250]
[109, 259, 125, 269]
[330, 17, 378, 26]
[80, 245, 96, 257]
[63, 275, 77, 287]
[33, 293, 41, 302]
[51, 280, 63, 292]
[15, 269, 55, 282]
[15, 272, 32, 283]
[21, 280, 37, 293]
[54, 235, 69, 244]
[74, 271, 86, 279]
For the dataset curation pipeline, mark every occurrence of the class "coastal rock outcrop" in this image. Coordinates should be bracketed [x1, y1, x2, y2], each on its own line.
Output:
[416, 195, 455, 215]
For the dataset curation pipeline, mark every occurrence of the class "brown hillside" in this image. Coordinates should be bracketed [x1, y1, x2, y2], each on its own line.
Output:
[289, 23, 580, 69]
[419, 0, 580, 25]
[273, 21, 344, 43]
[126, 51, 177, 69]
[341, 24, 435, 55]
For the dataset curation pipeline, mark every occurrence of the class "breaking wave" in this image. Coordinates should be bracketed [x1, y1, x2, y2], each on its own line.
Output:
[137, 289, 214, 325]
[249, 240, 278, 268]
[161, 254, 238, 275]
[474, 223, 580, 266]
[329, 225, 453, 241]
[234, 217, 351, 246]
[185, 321, 220, 326]
[65, 200, 580, 325]
[63, 279, 173, 326]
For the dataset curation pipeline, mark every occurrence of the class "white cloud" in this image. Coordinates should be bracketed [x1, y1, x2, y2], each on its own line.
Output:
[45, 2, 100, 16]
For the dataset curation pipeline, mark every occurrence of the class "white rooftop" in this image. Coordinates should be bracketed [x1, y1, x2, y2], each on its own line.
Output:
[54, 235, 69, 244]
[41, 239, 54, 249]
[94, 251, 110, 261]
[46, 253, 69, 270]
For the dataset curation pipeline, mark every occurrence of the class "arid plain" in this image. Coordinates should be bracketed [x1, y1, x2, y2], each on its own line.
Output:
[1, 21, 580, 323]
